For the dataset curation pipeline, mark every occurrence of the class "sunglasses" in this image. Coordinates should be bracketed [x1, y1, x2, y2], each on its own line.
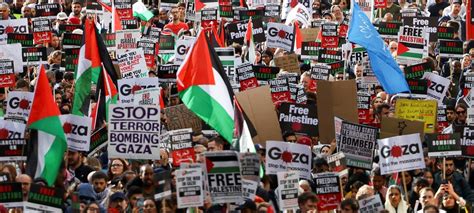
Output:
[456, 110, 466, 114]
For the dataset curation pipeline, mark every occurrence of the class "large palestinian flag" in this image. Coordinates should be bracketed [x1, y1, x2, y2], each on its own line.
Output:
[177, 30, 235, 143]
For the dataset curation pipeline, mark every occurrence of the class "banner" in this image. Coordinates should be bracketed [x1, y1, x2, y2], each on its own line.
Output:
[377, 133, 425, 175]
[164, 104, 202, 132]
[226, 18, 265, 45]
[422, 72, 450, 104]
[32, 18, 52, 44]
[0, 19, 29, 44]
[60, 114, 92, 152]
[116, 29, 140, 49]
[425, 133, 461, 157]
[338, 121, 377, 170]
[236, 63, 258, 91]
[170, 128, 195, 166]
[116, 49, 148, 79]
[204, 151, 243, 204]
[395, 99, 437, 133]
[314, 172, 341, 211]
[176, 168, 204, 209]
[7, 33, 33, 47]
[266, 22, 294, 52]
[278, 103, 318, 137]
[108, 104, 161, 159]
[266, 141, 312, 179]
[118, 77, 159, 103]
[5, 91, 33, 123]
[439, 39, 463, 58]
[277, 171, 299, 210]
[397, 26, 428, 65]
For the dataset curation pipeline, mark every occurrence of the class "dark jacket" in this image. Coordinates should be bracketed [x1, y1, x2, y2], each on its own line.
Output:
[433, 171, 474, 203]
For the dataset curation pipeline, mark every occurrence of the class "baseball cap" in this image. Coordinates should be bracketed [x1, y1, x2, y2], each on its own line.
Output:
[452, 0, 462, 5]
[57, 12, 68, 20]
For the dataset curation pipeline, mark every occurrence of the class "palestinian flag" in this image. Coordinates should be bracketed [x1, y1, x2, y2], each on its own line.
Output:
[26, 65, 67, 186]
[72, 18, 101, 116]
[205, 152, 240, 174]
[177, 30, 235, 143]
[397, 42, 424, 58]
[93, 35, 119, 131]
[133, 1, 154, 21]
[245, 18, 256, 64]
[293, 21, 302, 54]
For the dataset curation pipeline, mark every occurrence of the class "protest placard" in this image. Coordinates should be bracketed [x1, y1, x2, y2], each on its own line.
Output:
[159, 35, 175, 54]
[102, 33, 117, 51]
[5, 91, 33, 123]
[459, 126, 474, 157]
[301, 28, 320, 42]
[357, 93, 371, 124]
[422, 72, 450, 104]
[216, 47, 237, 85]
[397, 26, 428, 65]
[108, 104, 161, 160]
[235, 86, 282, 146]
[314, 172, 341, 211]
[25, 184, 64, 212]
[380, 117, 425, 139]
[142, 26, 161, 43]
[0, 18, 28, 44]
[116, 49, 148, 79]
[0, 60, 15, 88]
[358, 195, 384, 212]
[118, 77, 159, 104]
[34, 3, 60, 19]
[269, 78, 291, 104]
[7, 33, 33, 47]
[288, 83, 306, 103]
[204, 151, 243, 204]
[317, 80, 359, 144]
[0, 119, 26, 161]
[240, 152, 260, 182]
[176, 168, 204, 209]
[242, 179, 259, 201]
[309, 63, 330, 91]
[439, 39, 463, 58]
[377, 22, 402, 39]
[137, 40, 158, 69]
[116, 30, 140, 49]
[437, 26, 455, 39]
[403, 17, 438, 42]
[114, 0, 133, 19]
[266, 141, 312, 179]
[87, 127, 108, 157]
[157, 65, 179, 82]
[62, 32, 82, 49]
[404, 61, 432, 79]
[425, 133, 461, 157]
[219, 5, 233, 18]
[321, 22, 339, 48]
[278, 103, 318, 137]
[264, 4, 281, 22]
[0, 182, 23, 208]
[274, 54, 300, 73]
[318, 49, 343, 63]
[277, 171, 299, 210]
[164, 104, 202, 132]
[406, 79, 428, 95]
[174, 36, 195, 65]
[22, 47, 47, 66]
[0, 43, 22, 73]
[58, 24, 81, 36]
[226, 19, 266, 45]
[170, 128, 195, 166]
[253, 65, 280, 82]
[236, 63, 258, 91]
[437, 105, 449, 132]
[32, 18, 52, 45]
[301, 41, 321, 60]
[266, 22, 295, 52]
[62, 48, 80, 72]
[133, 87, 161, 106]
[378, 133, 425, 175]
[154, 170, 172, 200]
[326, 152, 347, 173]
[121, 19, 138, 30]
[395, 99, 437, 133]
[59, 114, 92, 152]
[238, 8, 264, 21]
[338, 121, 377, 170]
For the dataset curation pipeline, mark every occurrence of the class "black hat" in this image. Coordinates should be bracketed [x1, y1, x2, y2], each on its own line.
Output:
[110, 192, 126, 202]
[452, 0, 462, 5]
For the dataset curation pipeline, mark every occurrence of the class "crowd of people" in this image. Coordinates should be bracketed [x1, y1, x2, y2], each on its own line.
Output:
[0, 0, 473, 212]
